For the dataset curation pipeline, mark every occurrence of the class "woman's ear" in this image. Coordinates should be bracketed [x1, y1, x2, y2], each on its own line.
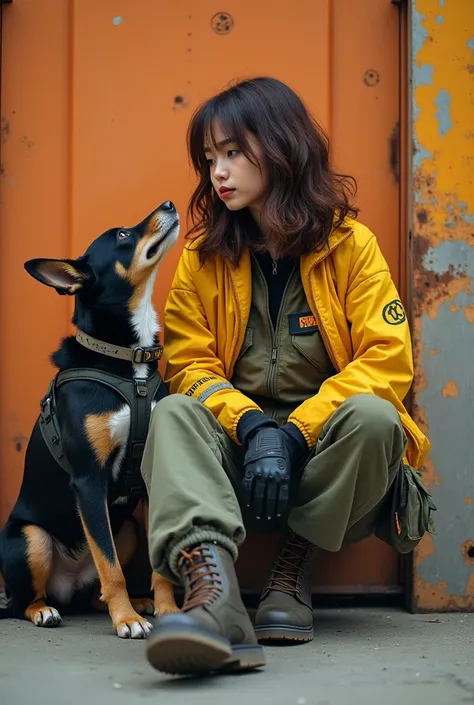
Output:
[24, 257, 96, 295]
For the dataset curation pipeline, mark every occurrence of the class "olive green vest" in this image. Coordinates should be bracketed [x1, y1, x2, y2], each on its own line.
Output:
[231, 254, 336, 425]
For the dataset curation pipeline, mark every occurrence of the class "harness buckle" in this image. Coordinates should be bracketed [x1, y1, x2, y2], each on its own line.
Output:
[134, 378, 148, 397]
[132, 347, 145, 363]
[41, 397, 53, 423]
[132, 346, 163, 363]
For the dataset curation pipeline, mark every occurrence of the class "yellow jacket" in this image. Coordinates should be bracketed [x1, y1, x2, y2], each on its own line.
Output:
[163, 219, 431, 469]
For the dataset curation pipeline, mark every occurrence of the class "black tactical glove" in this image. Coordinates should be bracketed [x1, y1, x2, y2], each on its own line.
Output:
[242, 427, 292, 521]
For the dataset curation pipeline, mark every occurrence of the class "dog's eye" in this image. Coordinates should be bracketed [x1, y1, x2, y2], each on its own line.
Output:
[117, 230, 130, 241]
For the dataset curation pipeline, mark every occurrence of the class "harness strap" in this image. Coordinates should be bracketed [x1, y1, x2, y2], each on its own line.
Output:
[39, 368, 162, 501]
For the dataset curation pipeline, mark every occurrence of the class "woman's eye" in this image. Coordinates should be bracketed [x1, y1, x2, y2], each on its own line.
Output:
[228, 149, 240, 157]
[117, 230, 130, 241]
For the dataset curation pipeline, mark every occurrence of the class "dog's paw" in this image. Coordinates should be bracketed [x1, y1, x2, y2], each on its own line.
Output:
[116, 616, 153, 639]
[130, 598, 155, 616]
[154, 603, 181, 617]
[33, 607, 62, 627]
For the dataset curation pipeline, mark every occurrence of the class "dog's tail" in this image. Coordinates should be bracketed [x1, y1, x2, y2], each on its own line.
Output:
[0, 587, 14, 618]
[0, 532, 14, 618]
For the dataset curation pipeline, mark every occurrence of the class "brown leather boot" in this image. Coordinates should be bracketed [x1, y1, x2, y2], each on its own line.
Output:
[254, 529, 316, 643]
[145, 542, 266, 676]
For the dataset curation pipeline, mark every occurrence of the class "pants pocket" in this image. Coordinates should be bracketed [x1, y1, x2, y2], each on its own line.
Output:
[374, 463, 437, 553]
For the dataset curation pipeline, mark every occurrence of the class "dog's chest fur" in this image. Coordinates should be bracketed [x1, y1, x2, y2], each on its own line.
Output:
[108, 400, 157, 483]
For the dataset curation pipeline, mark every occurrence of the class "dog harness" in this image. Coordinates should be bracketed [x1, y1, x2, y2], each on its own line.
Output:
[39, 331, 164, 502]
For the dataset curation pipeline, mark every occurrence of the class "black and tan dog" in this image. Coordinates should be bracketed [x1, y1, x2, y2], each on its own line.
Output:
[0, 201, 180, 638]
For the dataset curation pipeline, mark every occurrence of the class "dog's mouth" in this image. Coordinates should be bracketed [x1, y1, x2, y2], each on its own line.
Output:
[146, 219, 179, 260]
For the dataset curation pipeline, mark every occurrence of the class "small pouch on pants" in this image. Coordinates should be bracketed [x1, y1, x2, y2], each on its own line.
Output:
[375, 463, 437, 554]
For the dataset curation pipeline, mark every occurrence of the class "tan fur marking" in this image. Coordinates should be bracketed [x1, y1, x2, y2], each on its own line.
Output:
[115, 261, 128, 279]
[117, 222, 160, 289]
[23, 525, 54, 623]
[152, 572, 179, 615]
[78, 509, 148, 632]
[129, 282, 146, 316]
[91, 519, 138, 612]
[142, 499, 179, 614]
[84, 412, 116, 467]
[60, 262, 87, 279]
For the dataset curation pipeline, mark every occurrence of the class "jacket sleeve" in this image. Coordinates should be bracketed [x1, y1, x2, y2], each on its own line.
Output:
[288, 235, 415, 449]
[163, 248, 262, 440]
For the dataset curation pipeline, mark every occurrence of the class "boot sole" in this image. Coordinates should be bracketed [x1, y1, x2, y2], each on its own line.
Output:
[146, 625, 266, 676]
[255, 623, 314, 643]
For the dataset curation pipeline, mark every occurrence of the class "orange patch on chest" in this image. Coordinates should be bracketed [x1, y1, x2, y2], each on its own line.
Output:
[85, 412, 117, 467]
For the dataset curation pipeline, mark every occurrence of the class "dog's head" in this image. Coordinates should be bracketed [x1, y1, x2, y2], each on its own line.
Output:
[24, 201, 179, 313]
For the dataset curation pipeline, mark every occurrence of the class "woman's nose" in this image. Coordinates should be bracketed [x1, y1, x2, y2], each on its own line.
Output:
[214, 161, 228, 179]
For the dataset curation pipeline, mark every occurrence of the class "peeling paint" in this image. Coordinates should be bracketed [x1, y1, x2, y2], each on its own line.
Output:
[462, 541, 474, 566]
[411, 0, 474, 610]
[434, 89, 453, 137]
[441, 380, 458, 397]
[414, 64, 435, 87]
[462, 304, 474, 323]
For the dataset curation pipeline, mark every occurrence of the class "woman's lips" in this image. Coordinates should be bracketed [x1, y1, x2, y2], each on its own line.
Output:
[219, 187, 235, 199]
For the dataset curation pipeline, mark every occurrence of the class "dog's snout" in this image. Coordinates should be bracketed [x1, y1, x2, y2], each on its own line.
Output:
[160, 201, 175, 212]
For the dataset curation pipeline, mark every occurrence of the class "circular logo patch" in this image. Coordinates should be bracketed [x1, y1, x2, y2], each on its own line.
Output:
[382, 299, 406, 325]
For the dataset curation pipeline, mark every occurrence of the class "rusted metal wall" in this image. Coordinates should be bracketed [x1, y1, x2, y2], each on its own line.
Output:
[410, 0, 474, 610]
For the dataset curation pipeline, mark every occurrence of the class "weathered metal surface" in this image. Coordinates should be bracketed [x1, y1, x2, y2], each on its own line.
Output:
[410, 0, 474, 610]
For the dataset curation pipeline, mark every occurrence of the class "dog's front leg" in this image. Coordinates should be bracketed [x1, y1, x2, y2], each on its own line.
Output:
[71, 474, 152, 638]
[142, 498, 180, 616]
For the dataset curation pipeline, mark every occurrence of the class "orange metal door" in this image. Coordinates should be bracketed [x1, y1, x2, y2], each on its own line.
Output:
[0, 0, 403, 595]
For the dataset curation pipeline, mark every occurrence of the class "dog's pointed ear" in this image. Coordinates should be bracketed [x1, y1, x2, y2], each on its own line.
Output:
[24, 258, 96, 295]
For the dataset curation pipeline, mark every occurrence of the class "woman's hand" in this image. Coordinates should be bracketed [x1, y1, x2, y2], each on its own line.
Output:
[242, 427, 291, 520]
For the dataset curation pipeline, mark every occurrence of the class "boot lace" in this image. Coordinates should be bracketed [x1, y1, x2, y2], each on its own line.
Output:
[178, 545, 222, 611]
[265, 532, 314, 596]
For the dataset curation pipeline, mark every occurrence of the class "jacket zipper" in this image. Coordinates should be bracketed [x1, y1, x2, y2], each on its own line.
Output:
[229, 232, 352, 373]
[266, 264, 296, 400]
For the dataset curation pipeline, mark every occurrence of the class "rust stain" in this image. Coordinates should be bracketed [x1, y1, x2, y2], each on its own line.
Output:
[413, 539, 474, 611]
[1, 118, 10, 144]
[462, 304, 474, 324]
[416, 208, 429, 224]
[412, 230, 472, 322]
[411, 2, 474, 611]
[422, 456, 441, 488]
[461, 540, 474, 566]
[442, 380, 459, 398]
[413, 574, 474, 612]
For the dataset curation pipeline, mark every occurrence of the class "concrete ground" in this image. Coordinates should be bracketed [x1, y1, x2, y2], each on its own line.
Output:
[1, 608, 473, 705]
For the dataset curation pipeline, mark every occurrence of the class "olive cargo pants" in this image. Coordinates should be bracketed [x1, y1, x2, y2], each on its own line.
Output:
[141, 394, 407, 583]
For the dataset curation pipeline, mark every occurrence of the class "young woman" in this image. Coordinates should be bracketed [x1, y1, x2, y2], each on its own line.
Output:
[141, 77, 431, 677]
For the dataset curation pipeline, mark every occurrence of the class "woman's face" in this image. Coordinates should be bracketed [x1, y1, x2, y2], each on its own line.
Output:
[204, 120, 268, 221]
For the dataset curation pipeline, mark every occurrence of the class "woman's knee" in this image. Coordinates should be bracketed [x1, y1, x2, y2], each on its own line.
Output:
[149, 393, 220, 439]
[151, 393, 203, 423]
[337, 393, 402, 441]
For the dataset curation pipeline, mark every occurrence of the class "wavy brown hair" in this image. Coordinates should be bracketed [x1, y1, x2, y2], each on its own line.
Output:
[186, 77, 358, 265]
